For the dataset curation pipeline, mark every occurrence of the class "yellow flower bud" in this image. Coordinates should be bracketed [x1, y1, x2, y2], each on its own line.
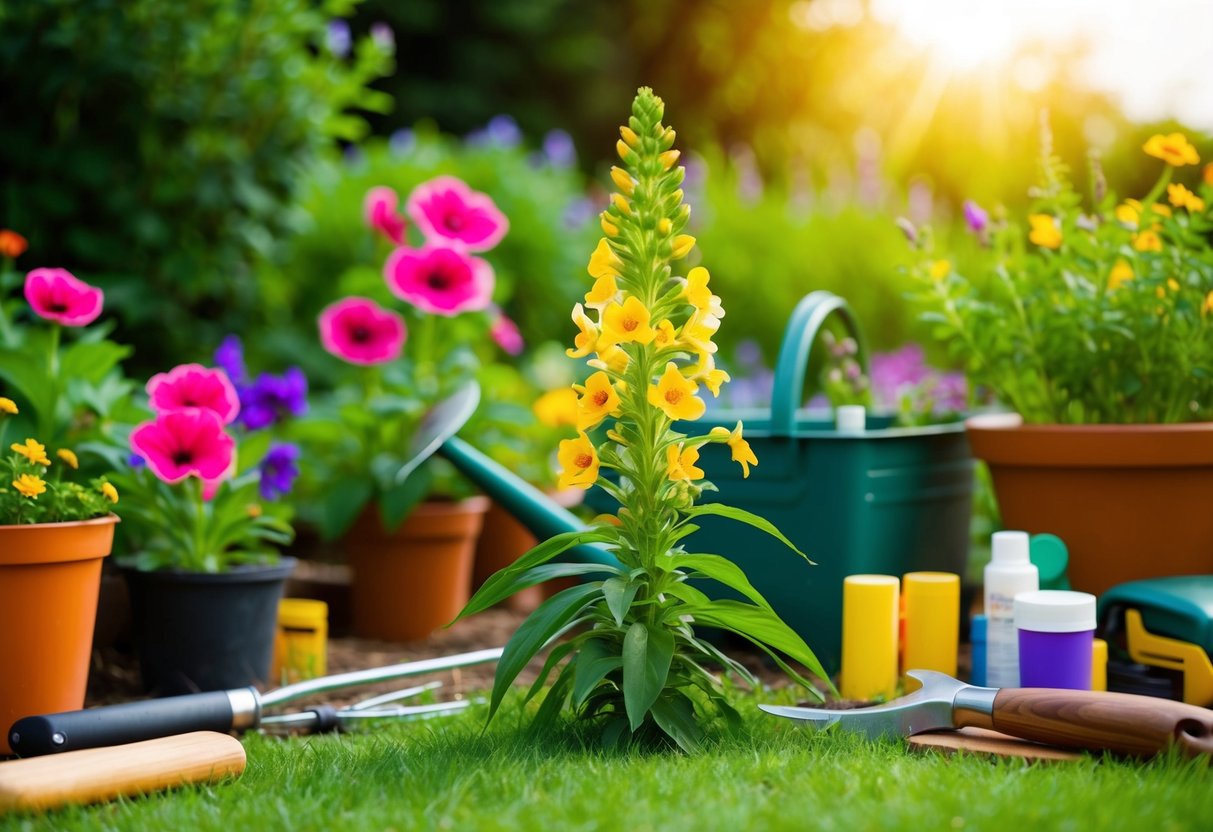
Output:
[0, 397, 16, 415]
[662, 127, 676, 146]
[659, 149, 681, 170]
[670, 235, 696, 259]
[657, 218, 672, 236]
[56, 448, 79, 469]
[610, 166, 634, 196]
[101, 482, 119, 504]
[601, 213, 619, 237]
[616, 139, 631, 161]
[620, 125, 639, 147]
[611, 193, 632, 215]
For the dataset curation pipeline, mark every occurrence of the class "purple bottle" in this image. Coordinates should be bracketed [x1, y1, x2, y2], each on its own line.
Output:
[1014, 590, 1097, 689]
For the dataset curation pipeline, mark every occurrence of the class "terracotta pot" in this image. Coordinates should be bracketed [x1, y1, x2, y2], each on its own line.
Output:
[346, 497, 489, 641]
[966, 414, 1213, 596]
[0, 514, 118, 754]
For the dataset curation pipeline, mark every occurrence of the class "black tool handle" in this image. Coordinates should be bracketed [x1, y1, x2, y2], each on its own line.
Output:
[8, 690, 241, 756]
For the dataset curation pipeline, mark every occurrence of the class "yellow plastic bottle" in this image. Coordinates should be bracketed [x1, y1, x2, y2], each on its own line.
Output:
[840, 575, 900, 701]
[1091, 637, 1108, 692]
[271, 598, 328, 684]
[903, 572, 960, 679]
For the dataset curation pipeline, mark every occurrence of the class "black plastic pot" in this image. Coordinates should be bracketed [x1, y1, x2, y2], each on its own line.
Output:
[123, 558, 296, 695]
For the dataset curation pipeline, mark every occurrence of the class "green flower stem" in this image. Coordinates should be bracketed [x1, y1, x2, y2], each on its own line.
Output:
[40, 323, 61, 441]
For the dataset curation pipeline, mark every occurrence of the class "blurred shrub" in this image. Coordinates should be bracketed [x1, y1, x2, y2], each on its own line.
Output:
[0, 0, 392, 370]
[251, 128, 599, 383]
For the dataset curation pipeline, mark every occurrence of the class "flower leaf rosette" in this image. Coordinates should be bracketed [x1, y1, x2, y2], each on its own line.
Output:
[457, 88, 829, 752]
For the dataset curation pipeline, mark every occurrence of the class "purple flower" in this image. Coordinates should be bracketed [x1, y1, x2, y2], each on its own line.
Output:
[542, 129, 576, 168]
[930, 372, 968, 413]
[870, 344, 929, 407]
[259, 443, 301, 501]
[963, 200, 989, 235]
[240, 368, 309, 431]
[390, 128, 416, 156]
[128, 454, 146, 469]
[327, 20, 352, 58]
[214, 335, 248, 385]
[370, 22, 394, 50]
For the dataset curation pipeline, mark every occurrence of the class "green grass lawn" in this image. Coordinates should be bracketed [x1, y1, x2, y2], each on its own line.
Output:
[5, 691, 1211, 831]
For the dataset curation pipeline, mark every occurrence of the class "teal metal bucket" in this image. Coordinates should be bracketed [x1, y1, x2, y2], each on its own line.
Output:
[678, 291, 974, 673]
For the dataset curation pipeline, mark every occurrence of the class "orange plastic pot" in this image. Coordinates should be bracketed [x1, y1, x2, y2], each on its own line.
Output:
[0, 514, 118, 754]
[966, 414, 1213, 597]
[346, 497, 488, 642]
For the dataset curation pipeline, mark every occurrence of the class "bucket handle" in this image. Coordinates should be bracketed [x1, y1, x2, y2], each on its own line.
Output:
[769, 291, 867, 437]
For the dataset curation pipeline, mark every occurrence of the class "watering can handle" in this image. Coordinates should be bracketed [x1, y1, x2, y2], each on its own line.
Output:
[769, 291, 867, 438]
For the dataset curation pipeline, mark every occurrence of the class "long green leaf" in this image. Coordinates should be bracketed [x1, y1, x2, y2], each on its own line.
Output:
[459, 562, 616, 623]
[530, 658, 576, 732]
[671, 553, 774, 610]
[602, 577, 639, 627]
[572, 636, 623, 708]
[487, 582, 602, 724]
[650, 692, 704, 754]
[622, 621, 674, 732]
[682, 599, 830, 686]
[524, 640, 579, 705]
[60, 339, 130, 384]
[682, 504, 812, 562]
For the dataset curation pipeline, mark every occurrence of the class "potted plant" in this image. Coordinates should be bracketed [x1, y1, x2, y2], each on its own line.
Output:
[296, 175, 511, 641]
[456, 88, 831, 752]
[908, 126, 1213, 595]
[113, 357, 301, 695]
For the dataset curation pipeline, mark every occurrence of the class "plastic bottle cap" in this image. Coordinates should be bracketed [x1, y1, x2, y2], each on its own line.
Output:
[1029, 534, 1069, 583]
[1014, 590, 1096, 633]
[836, 405, 866, 433]
[991, 530, 1031, 564]
[903, 571, 959, 596]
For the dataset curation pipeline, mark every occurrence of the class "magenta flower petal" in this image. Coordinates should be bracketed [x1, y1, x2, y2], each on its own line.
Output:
[491, 312, 524, 356]
[147, 363, 241, 425]
[364, 186, 408, 245]
[384, 242, 495, 317]
[318, 296, 406, 365]
[406, 175, 508, 251]
[130, 408, 236, 486]
[24, 268, 104, 327]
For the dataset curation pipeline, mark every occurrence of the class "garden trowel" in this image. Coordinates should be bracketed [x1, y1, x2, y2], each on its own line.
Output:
[760, 670, 1213, 759]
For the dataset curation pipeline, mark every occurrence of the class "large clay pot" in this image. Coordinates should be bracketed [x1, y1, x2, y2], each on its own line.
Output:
[123, 558, 296, 695]
[346, 497, 489, 641]
[966, 414, 1213, 596]
[0, 514, 118, 754]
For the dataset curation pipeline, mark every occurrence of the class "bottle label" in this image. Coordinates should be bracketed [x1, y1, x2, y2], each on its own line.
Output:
[985, 592, 1020, 688]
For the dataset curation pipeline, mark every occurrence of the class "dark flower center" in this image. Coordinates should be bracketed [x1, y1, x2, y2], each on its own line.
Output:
[426, 269, 453, 291]
[48, 302, 68, 313]
[443, 212, 464, 232]
[172, 450, 194, 466]
[349, 325, 372, 344]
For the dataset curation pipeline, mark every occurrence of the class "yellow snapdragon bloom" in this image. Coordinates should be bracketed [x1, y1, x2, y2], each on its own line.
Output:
[648, 362, 705, 421]
[666, 443, 704, 482]
[588, 238, 621, 280]
[567, 303, 602, 358]
[653, 320, 677, 348]
[685, 267, 725, 318]
[1028, 215, 1061, 249]
[602, 296, 656, 345]
[557, 432, 600, 490]
[710, 421, 758, 478]
[1143, 133, 1200, 167]
[12, 473, 46, 499]
[690, 351, 730, 397]
[589, 344, 631, 375]
[585, 274, 619, 311]
[11, 438, 50, 466]
[534, 387, 579, 428]
[576, 372, 622, 431]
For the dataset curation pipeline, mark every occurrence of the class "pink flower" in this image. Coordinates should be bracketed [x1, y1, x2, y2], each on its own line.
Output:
[363, 186, 408, 245]
[130, 408, 236, 486]
[318, 296, 406, 365]
[491, 311, 524, 356]
[406, 175, 508, 251]
[385, 242, 494, 316]
[147, 364, 241, 425]
[24, 268, 104, 327]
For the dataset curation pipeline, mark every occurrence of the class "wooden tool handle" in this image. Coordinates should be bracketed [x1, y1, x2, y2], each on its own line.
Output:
[991, 688, 1213, 759]
[0, 731, 245, 814]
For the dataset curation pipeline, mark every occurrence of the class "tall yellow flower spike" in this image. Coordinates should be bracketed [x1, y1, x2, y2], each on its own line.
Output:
[1143, 133, 1200, 167]
[557, 432, 600, 490]
[56, 448, 79, 469]
[11, 438, 51, 466]
[567, 303, 602, 358]
[710, 421, 758, 478]
[12, 473, 46, 499]
[577, 372, 622, 431]
[1028, 214, 1061, 249]
[666, 443, 704, 482]
[648, 362, 705, 421]
[602, 296, 656, 345]
[0, 397, 16, 415]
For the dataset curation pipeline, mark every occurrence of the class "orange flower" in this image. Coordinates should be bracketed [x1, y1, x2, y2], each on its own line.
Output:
[0, 230, 28, 259]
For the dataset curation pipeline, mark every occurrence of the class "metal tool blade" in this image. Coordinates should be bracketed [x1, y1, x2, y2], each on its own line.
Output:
[395, 381, 481, 484]
[758, 670, 973, 740]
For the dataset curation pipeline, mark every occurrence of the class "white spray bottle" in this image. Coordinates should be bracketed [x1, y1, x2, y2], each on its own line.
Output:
[983, 531, 1039, 688]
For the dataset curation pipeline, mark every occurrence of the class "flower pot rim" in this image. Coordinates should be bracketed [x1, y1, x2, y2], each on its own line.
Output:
[965, 413, 1213, 467]
[0, 512, 120, 533]
[966, 412, 1213, 434]
[121, 555, 297, 584]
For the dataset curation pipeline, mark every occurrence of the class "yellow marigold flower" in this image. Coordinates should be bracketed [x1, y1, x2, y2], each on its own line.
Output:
[101, 481, 119, 504]
[648, 362, 705, 421]
[1168, 183, 1206, 212]
[590, 344, 630, 375]
[1143, 132, 1200, 167]
[56, 448, 79, 469]
[588, 238, 621, 280]
[602, 296, 656, 345]
[620, 125, 639, 148]
[577, 372, 622, 431]
[670, 234, 696, 259]
[657, 218, 672, 236]
[659, 149, 681, 170]
[712, 420, 758, 478]
[557, 432, 600, 490]
[585, 273, 619, 311]
[0, 397, 16, 415]
[1028, 214, 1061, 249]
[11, 438, 50, 466]
[567, 303, 601, 358]
[1133, 230, 1163, 253]
[1203, 290, 1213, 317]
[654, 319, 677, 348]
[534, 387, 579, 428]
[666, 443, 704, 482]
[1107, 260, 1134, 291]
[929, 260, 951, 282]
[610, 166, 635, 196]
[12, 473, 46, 499]
[611, 193, 632, 216]
[1205, 163, 1213, 187]
[600, 213, 619, 237]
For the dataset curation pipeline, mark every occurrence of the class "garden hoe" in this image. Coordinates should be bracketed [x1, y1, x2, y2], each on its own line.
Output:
[760, 669, 1213, 760]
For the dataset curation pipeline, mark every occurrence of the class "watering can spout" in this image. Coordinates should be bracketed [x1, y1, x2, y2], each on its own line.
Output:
[439, 436, 619, 569]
